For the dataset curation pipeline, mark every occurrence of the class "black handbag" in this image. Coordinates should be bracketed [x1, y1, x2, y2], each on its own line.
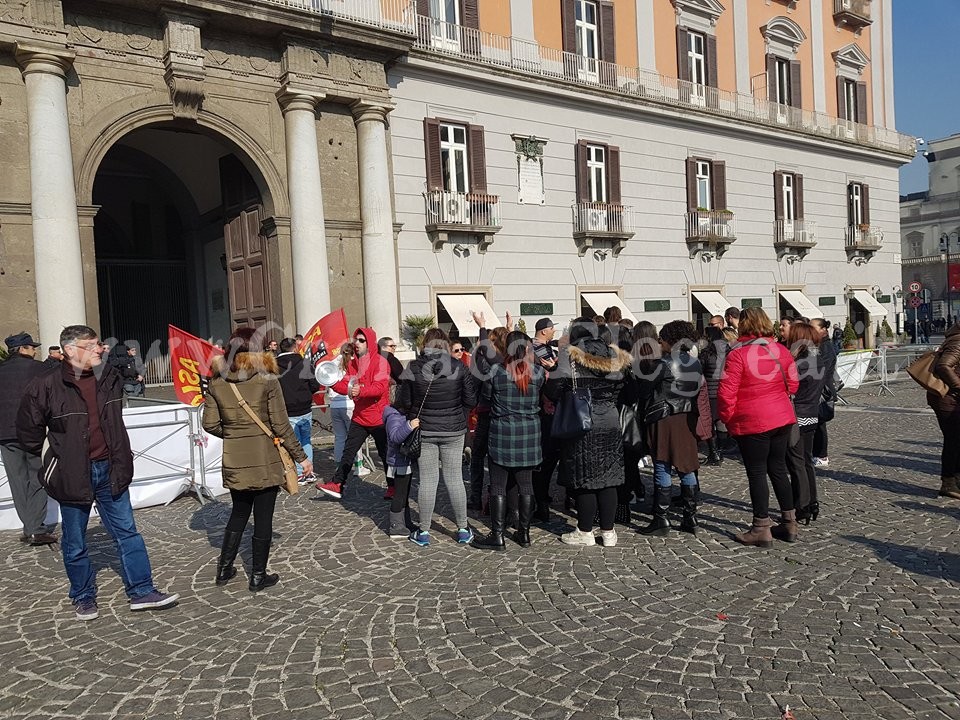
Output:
[551, 363, 593, 440]
[818, 385, 836, 422]
[620, 403, 646, 453]
[399, 377, 434, 460]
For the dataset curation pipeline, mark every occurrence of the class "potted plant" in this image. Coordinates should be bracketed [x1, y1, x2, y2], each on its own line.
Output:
[842, 320, 858, 350]
[402, 314, 435, 351]
[516, 318, 527, 334]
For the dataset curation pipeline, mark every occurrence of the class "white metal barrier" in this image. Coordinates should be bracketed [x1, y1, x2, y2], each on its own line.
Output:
[0, 402, 226, 531]
[837, 344, 939, 400]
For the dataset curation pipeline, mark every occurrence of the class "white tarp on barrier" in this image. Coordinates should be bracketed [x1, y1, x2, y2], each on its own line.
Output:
[836, 350, 874, 390]
[0, 402, 226, 531]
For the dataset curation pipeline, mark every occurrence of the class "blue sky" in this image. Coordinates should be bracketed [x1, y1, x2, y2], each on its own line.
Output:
[894, 0, 960, 195]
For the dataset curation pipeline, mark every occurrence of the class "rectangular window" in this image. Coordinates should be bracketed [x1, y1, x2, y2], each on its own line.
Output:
[910, 238, 923, 258]
[775, 58, 791, 106]
[696, 160, 711, 210]
[440, 123, 469, 193]
[782, 173, 795, 221]
[688, 32, 706, 86]
[586, 144, 607, 202]
[575, 0, 599, 60]
[848, 183, 863, 226]
[429, 0, 460, 49]
[843, 78, 857, 122]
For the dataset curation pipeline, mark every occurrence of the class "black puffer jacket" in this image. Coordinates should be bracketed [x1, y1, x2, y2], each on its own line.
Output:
[0, 354, 53, 444]
[108, 344, 141, 384]
[700, 340, 728, 400]
[276, 352, 320, 416]
[397, 348, 478, 435]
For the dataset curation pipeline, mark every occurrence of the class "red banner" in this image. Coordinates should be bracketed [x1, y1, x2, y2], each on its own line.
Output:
[168, 325, 224, 407]
[298, 308, 350, 366]
[950, 265, 960, 293]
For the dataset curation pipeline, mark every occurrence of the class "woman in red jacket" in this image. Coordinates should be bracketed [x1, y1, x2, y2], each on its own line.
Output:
[718, 307, 800, 548]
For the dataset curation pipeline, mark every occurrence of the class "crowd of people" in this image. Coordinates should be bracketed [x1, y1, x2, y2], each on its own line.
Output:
[5, 299, 960, 622]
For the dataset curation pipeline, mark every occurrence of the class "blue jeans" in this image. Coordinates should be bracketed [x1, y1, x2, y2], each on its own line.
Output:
[654, 461, 697, 488]
[59, 460, 155, 602]
[288, 412, 313, 472]
[330, 406, 351, 463]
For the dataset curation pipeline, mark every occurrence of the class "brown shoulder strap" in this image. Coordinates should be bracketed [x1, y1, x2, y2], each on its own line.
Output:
[228, 381, 278, 442]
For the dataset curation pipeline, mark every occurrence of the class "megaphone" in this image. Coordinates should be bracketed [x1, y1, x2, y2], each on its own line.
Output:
[315, 360, 345, 387]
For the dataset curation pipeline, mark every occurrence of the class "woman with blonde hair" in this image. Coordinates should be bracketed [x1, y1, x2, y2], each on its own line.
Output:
[718, 307, 799, 548]
[204, 328, 311, 591]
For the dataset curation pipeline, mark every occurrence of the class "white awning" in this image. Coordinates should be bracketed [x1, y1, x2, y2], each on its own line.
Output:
[778, 290, 824, 319]
[691, 290, 732, 318]
[581, 292, 638, 323]
[437, 294, 501, 336]
[850, 290, 888, 319]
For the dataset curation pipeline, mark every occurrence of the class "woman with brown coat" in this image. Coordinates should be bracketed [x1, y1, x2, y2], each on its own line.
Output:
[929, 323, 960, 499]
[203, 328, 311, 591]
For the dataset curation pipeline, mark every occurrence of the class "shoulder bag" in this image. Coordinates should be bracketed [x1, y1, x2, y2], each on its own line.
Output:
[756, 340, 801, 448]
[399, 377, 434, 460]
[551, 362, 593, 440]
[906, 350, 948, 397]
[229, 382, 300, 495]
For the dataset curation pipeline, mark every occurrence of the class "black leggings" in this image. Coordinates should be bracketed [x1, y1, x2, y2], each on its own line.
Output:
[489, 462, 534, 496]
[390, 473, 412, 513]
[786, 430, 817, 509]
[532, 414, 560, 505]
[573, 487, 618, 532]
[469, 412, 491, 491]
[813, 421, 829, 458]
[226, 487, 279, 538]
[736, 425, 794, 518]
[935, 409, 960, 479]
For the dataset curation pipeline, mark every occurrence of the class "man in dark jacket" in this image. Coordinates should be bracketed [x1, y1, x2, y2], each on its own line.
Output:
[276, 337, 320, 481]
[0, 332, 58, 545]
[17, 325, 178, 621]
[108, 343, 145, 397]
[43, 346, 63, 369]
[378, 336, 404, 384]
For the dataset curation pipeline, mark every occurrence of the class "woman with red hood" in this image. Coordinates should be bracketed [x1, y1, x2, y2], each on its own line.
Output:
[316, 328, 391, 499]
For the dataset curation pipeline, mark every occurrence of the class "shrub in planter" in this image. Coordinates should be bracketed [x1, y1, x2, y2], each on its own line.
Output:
[842, 320, 858, 349]
[402, 315, 435, 351]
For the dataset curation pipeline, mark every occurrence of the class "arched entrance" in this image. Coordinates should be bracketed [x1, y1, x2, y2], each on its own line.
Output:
[92, 123, 279, 363]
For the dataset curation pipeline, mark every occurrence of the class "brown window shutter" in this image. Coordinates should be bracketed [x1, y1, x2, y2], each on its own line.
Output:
[794, 174, 804, 219]
[676, 27, 689, 82]
[847, 183, 855, 225]
[423, 118, 442, 191]
[712, 160, 727, 211]
[416, 0, 429, 16]
[606, 145, 621, 205]
[766, 55, 777, 102]
[685, 157, 698, 211]
[600, 2, 616, 64]
[561, 0, 576, 54]
[576, 141, 589, 203]
[467, 124, 487, 194]
[773, 171, 784, 220]
[837, 76, 846, 119]
[789, 60, 802, 108]
[461, 0, 479, 29]
[861, 183, 870, 225]
[856, 82, 868, 124]
[706, 34, 718, 88]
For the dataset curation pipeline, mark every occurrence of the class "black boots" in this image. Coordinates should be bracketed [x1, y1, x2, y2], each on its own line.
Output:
[679, 484, 699, 534]
[249, 536, 279, 592]
[705, 438, 723, 466]
[472, 495, 507, 551]
[639, 485, 672, 536]
[514, 495, 534, 547]
[215, 530, 243, 586]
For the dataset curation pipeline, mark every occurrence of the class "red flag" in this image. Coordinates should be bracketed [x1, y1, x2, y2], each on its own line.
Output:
[298, 308, 350, 367]
[168, 325, 224, 407]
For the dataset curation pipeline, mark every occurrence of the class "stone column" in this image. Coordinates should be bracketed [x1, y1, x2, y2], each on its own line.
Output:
[352, 101, 400, 341]
[16, 45, 86, 347]
[277, 84, 331, 333]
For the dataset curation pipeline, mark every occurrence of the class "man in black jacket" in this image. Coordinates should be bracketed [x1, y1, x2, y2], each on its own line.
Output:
[0, 332, 58, 545]
[17, 325, 178, 621]
[276, 337, 320, 481]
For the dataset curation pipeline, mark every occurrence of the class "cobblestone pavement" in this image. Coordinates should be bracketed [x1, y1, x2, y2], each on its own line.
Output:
[1, 381, 958, 720]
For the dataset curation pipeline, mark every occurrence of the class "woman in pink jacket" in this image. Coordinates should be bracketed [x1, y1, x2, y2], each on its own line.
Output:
[718, 307, 800, 548]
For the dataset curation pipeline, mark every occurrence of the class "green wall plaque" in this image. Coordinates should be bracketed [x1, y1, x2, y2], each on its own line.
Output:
[520, 302, 554, 316]
[741, 298, 763, 308]
[878, 295, 891, 304]
[819, 296, 837, 306]
[644, 300, 670, 312]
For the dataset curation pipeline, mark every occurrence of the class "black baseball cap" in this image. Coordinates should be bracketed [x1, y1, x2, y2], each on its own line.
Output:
[4, 332, 41, 350]
[535, 318, 555, 333]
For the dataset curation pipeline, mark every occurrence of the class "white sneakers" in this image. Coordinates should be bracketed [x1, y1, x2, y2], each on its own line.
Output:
[812, 457, 829, 467]
[560, 529, 596, 546]
[599, 529, 618, 547]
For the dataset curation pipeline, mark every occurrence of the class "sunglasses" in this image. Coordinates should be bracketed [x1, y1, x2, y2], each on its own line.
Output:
[354, 337, 367, 344]
[452, 348, 464, 354]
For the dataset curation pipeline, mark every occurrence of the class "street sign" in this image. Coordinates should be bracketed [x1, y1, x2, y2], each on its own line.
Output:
[909, 281, 922, 293]
[909, 296, 923, 309]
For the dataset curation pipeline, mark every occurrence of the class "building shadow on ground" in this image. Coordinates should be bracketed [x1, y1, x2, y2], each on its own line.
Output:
[819, 468, 938, 500]
[894, 499, 960, 522]
[846, 453, 941, 477]
[843, 535, 960, 584]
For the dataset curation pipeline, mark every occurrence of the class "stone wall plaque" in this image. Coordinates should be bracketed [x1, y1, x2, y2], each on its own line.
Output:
[741, 298, 764, 308]
[520, 302, 553, 316]
[644, 299, 670, 312]
[819, 296, 837, 306]
[512, 135, 546, 206]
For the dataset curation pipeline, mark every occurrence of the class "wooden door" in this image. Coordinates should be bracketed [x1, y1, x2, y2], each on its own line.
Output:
[224, 206, 271, 330]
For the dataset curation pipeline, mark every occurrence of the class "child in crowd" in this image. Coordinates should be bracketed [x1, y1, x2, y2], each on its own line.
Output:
[382, 404, 418, 537]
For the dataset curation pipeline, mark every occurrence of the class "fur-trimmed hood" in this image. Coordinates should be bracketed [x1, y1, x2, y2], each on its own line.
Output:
[212, 351, 279, 380]
[569, 344, 632, 374]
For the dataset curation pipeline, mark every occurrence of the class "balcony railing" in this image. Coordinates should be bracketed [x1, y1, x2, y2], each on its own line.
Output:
[686, 210, 737, 242]
[413, 18, 913, 156]
[845, 224, 883, 250]
[424, 190, 501, 228]
[264, 0, 416, 33]
[834, 0, 872, 27]
[774, 219, 817, 246]
[572, 202, 634, 235]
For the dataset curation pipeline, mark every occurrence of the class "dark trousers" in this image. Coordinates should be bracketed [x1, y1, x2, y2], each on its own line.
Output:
[489, 462, 534, 496]
[621, 444, 643, 503]
[332, 422, 388, 486]
[813, 421, 829, 458]
[226, 487, 279, 538]
[0, 443, 54, 536]
[934, 409, 960, 479]
[469, 412, 491, 494]
[736, 425, 794, 518]
[390, 473, 412, 513]
[532, 414, 560, 507]
[573, 487, 617, 532]
[786, 430, 817, 509]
